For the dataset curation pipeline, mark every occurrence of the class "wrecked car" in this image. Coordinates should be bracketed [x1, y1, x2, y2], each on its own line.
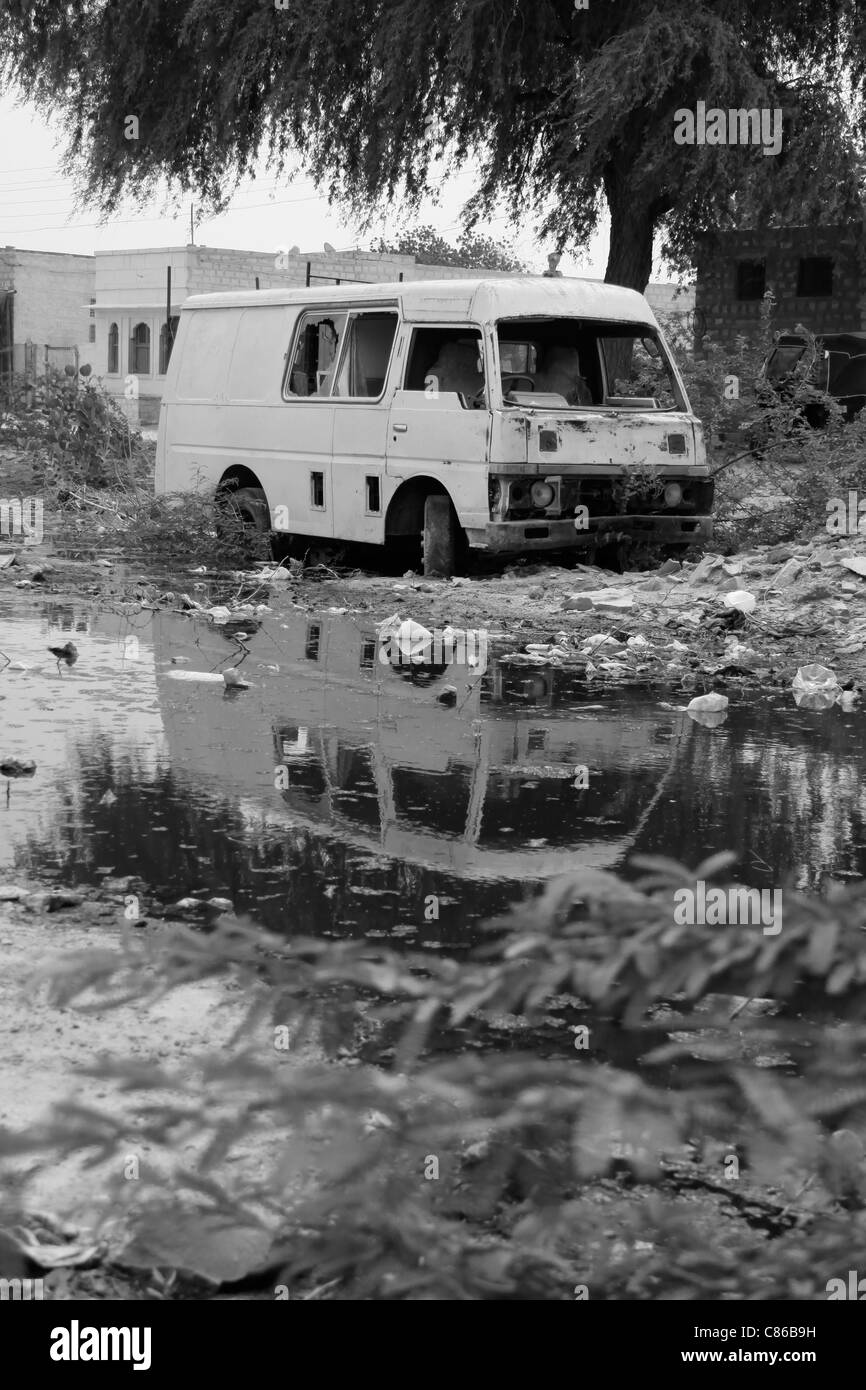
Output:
[156, 277, 713, 576]
[761, 330, 866, 425]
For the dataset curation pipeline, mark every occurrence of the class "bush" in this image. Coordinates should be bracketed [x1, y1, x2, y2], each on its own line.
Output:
[6, 857, 866, 1299]
[0, 368, 153, 490]
[660, 302, 866, 551]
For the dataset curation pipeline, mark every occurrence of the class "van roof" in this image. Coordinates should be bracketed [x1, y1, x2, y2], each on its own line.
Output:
[181, 275, 656, 326]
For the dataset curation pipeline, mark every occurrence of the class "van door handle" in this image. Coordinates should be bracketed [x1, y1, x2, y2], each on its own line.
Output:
[393, 423, 408, 433]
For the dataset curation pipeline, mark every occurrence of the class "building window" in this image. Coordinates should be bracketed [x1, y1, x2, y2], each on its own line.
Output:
[107, 322, 119, 374]
[735, 260, 766, 301]
[159, 316, 179, 374]
[129, 321, 151, 374]
[88, 296, 96, 343]
[797, 257, 834, 297]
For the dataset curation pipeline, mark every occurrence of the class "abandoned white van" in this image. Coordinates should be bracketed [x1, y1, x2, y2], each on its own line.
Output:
[155, 276, 713, 575]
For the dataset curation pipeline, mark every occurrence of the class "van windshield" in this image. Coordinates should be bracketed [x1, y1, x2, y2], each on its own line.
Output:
[496, 318, 685, 411]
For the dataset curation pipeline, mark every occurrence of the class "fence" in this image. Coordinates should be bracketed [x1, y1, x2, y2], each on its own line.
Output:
[0, 342, 81, 402]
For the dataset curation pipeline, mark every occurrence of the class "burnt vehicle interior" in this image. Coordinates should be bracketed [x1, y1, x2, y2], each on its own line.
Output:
[764, 331, 866, 422]
[495, 318, 684, 411]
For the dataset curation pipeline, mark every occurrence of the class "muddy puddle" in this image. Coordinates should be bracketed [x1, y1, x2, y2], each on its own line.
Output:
[1, 592, 865, 950]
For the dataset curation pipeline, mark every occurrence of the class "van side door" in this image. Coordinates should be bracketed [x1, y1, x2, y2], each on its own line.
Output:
[330, 307, 400, 543]
[386, 324, 491, 532]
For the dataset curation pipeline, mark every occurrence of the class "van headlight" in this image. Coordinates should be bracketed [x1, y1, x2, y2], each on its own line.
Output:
[531, 481, 555, 507]
[663, 482, 683, 507]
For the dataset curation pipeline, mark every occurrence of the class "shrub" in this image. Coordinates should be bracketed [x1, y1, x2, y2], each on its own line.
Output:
[5, 857, 866, 1299]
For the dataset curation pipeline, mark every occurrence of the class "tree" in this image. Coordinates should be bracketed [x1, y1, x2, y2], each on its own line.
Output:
[369, 224, 526, 271]
[2, 1, 865, 290]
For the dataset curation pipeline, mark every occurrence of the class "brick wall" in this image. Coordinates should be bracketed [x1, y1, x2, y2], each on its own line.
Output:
[0, 247, 95, 368]
[695, 226, 866, 345]
[645, 282, 694, 317]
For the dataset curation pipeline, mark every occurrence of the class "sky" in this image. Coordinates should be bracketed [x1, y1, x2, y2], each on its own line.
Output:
[0, 90, 674, 282]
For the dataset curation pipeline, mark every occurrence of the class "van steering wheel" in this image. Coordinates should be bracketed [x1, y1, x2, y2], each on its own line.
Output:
[468, 374, 535, 407]
[501, 374, 535, 394]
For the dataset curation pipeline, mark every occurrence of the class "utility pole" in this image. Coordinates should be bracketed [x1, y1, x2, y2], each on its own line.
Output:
[189, 205, 195, 246]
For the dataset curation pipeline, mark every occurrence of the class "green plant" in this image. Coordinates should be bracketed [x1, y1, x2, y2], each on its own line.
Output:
[0, 368, 153, 490]
[5, 857, 866, 1299]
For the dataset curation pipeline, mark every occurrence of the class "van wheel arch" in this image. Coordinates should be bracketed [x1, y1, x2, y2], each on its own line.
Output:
[216, 467, 270, 506]
[384, 478, 465, 578]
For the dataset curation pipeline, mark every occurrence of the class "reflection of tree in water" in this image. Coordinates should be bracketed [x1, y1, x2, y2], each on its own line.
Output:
[12, 736, 524, 948]
[634, 708, 866, 891]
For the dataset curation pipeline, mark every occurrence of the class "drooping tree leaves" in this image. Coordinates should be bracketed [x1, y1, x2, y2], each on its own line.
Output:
[2, 1, 866, 288]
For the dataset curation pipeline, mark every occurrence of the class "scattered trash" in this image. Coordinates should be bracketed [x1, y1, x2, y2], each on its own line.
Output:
[223, 668, 250, 689]
[583, 634, 621, 654]
[723, 590, 757, 614]
[0, 758, 37, 778]
[686, 692, 729, 729]
[792, 664, 839, 711]
[437, 685, 457, 706]
[207, 606, 232, 624]
[841, 557, 866, 578]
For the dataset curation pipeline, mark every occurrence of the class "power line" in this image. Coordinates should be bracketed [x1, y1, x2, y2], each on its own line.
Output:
[0, 190, 327, 235]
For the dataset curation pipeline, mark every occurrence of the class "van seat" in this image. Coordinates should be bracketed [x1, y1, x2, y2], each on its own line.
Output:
[426, 341, 484, 397]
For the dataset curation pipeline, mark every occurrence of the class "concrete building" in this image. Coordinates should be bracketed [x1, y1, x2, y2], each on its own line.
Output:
[694, 225, 866, 346]
[0, 247, 95, 380]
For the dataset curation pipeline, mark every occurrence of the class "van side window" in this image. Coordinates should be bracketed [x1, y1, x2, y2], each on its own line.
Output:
[332, 311, 398, 399]
[404, 327, 485, 406]
[286, 311, 347, 397]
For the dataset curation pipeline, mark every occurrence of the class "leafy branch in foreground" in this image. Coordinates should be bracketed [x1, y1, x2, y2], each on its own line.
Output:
[5, 857, 866, 1298]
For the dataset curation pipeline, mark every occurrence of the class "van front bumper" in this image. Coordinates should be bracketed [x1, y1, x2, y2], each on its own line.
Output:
[466, 514, 713, 553]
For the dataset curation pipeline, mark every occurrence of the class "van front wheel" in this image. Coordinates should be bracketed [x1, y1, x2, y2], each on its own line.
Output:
[422, 495, 459, 578]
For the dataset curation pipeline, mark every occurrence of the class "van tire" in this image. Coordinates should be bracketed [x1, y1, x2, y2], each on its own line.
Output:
[423, 495, 458, 578]
[217, 486, 273, 557]
[230, 487, 271, 534]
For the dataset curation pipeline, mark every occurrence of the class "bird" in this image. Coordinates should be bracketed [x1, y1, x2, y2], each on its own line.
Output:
[47, 641, 78, 672]
[0, 758, 36, 805]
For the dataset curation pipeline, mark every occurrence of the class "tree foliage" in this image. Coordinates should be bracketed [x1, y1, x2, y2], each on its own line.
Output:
[2, 2, 865, 289]
[369, 224, 525, 271]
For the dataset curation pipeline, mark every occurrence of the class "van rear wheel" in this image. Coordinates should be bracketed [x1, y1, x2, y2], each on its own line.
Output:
[422, 495, 459, 578]
[217, 486, 273, 558]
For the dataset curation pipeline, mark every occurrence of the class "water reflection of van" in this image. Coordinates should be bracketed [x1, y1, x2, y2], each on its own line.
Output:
[155, 610, 690, 882]
[155, 278, 713, 576]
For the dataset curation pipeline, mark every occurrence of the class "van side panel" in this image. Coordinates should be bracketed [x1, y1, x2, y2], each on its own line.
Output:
[162, 304, 335, 538]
